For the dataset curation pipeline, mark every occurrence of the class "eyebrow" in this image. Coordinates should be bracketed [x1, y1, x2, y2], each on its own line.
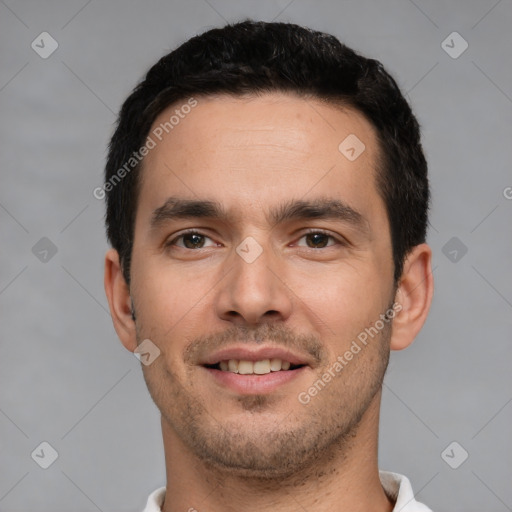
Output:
[150, 196, 369, 233]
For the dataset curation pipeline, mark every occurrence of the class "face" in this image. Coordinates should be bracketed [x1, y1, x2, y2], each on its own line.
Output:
[129, 93, 396, 477]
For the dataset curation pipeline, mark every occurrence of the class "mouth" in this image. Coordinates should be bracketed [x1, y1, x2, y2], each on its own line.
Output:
[199, 347, 313, 394]
[203, 358, 306, 374]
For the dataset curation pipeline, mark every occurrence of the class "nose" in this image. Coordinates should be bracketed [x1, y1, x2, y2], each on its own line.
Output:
[214, 239, 293, 327]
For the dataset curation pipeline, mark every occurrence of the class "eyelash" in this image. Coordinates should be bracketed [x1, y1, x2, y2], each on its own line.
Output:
[165, 229, 344, 250]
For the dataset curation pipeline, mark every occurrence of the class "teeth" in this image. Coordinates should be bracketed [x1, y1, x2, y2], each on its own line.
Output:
[253, 359, 271, 374]
[217, 358, 295, 374]
[270, 358, 282, 371]
[238, 360, 253, 374]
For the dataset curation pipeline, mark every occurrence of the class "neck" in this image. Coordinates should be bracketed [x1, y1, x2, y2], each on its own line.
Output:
[161, 391, 393, 512]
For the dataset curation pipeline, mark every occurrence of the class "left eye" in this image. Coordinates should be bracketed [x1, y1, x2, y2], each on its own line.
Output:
[296, 231, 338, 249]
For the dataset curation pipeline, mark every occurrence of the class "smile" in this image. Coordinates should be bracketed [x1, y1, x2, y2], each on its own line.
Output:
[205, 358, 304, 374]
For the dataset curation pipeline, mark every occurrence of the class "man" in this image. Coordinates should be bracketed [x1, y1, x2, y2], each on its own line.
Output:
[102, 20, 434, 511]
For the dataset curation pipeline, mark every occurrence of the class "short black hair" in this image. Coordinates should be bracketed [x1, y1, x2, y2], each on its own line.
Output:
[104, 20, 429, 286]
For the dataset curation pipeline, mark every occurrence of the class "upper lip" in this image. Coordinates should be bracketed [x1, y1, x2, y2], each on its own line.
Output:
[199, 345, 315, 367]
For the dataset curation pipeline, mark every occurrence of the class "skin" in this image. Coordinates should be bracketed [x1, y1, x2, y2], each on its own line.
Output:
[104, 92, 433, 512]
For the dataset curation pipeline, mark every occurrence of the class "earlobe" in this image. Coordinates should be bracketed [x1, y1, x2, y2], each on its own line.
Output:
[390, 243, 434, 351]
[104, 248, 138, 352]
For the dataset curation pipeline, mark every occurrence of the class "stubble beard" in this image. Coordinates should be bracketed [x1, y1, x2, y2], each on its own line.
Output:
[137, 318, 392, 482]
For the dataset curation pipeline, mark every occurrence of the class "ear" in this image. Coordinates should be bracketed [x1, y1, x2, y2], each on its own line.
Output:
[104, 248, 137, 352]
[390, 243, 434, 351]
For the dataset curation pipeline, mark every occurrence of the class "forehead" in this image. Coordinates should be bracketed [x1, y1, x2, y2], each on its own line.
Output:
[137, 92, 383, 223]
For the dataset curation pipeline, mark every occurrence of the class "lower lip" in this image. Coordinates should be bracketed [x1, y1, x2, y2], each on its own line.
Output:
[202, 366, 308, 394]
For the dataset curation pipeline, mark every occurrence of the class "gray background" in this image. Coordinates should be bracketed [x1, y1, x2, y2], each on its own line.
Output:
[1, 0, 511, 510]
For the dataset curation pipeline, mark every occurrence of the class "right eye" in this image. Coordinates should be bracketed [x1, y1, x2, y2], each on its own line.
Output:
[165, 230, 218, 250]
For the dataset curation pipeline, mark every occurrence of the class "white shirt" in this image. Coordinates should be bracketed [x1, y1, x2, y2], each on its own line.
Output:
[142, 470, 433, 511]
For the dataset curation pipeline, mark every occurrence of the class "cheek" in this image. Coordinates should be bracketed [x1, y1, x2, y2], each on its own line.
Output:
[131, 257, 222, 350]
[134, 256, 203, 307]
[294, 259, 382, 304]
[287, 265, 388, 346]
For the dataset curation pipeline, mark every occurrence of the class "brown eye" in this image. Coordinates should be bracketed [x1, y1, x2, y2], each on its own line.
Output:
[305, 232, 330, 248]
[296, 231, 338, 249]
[183, 233, 205, 248]
[167, 231, 216, 249]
